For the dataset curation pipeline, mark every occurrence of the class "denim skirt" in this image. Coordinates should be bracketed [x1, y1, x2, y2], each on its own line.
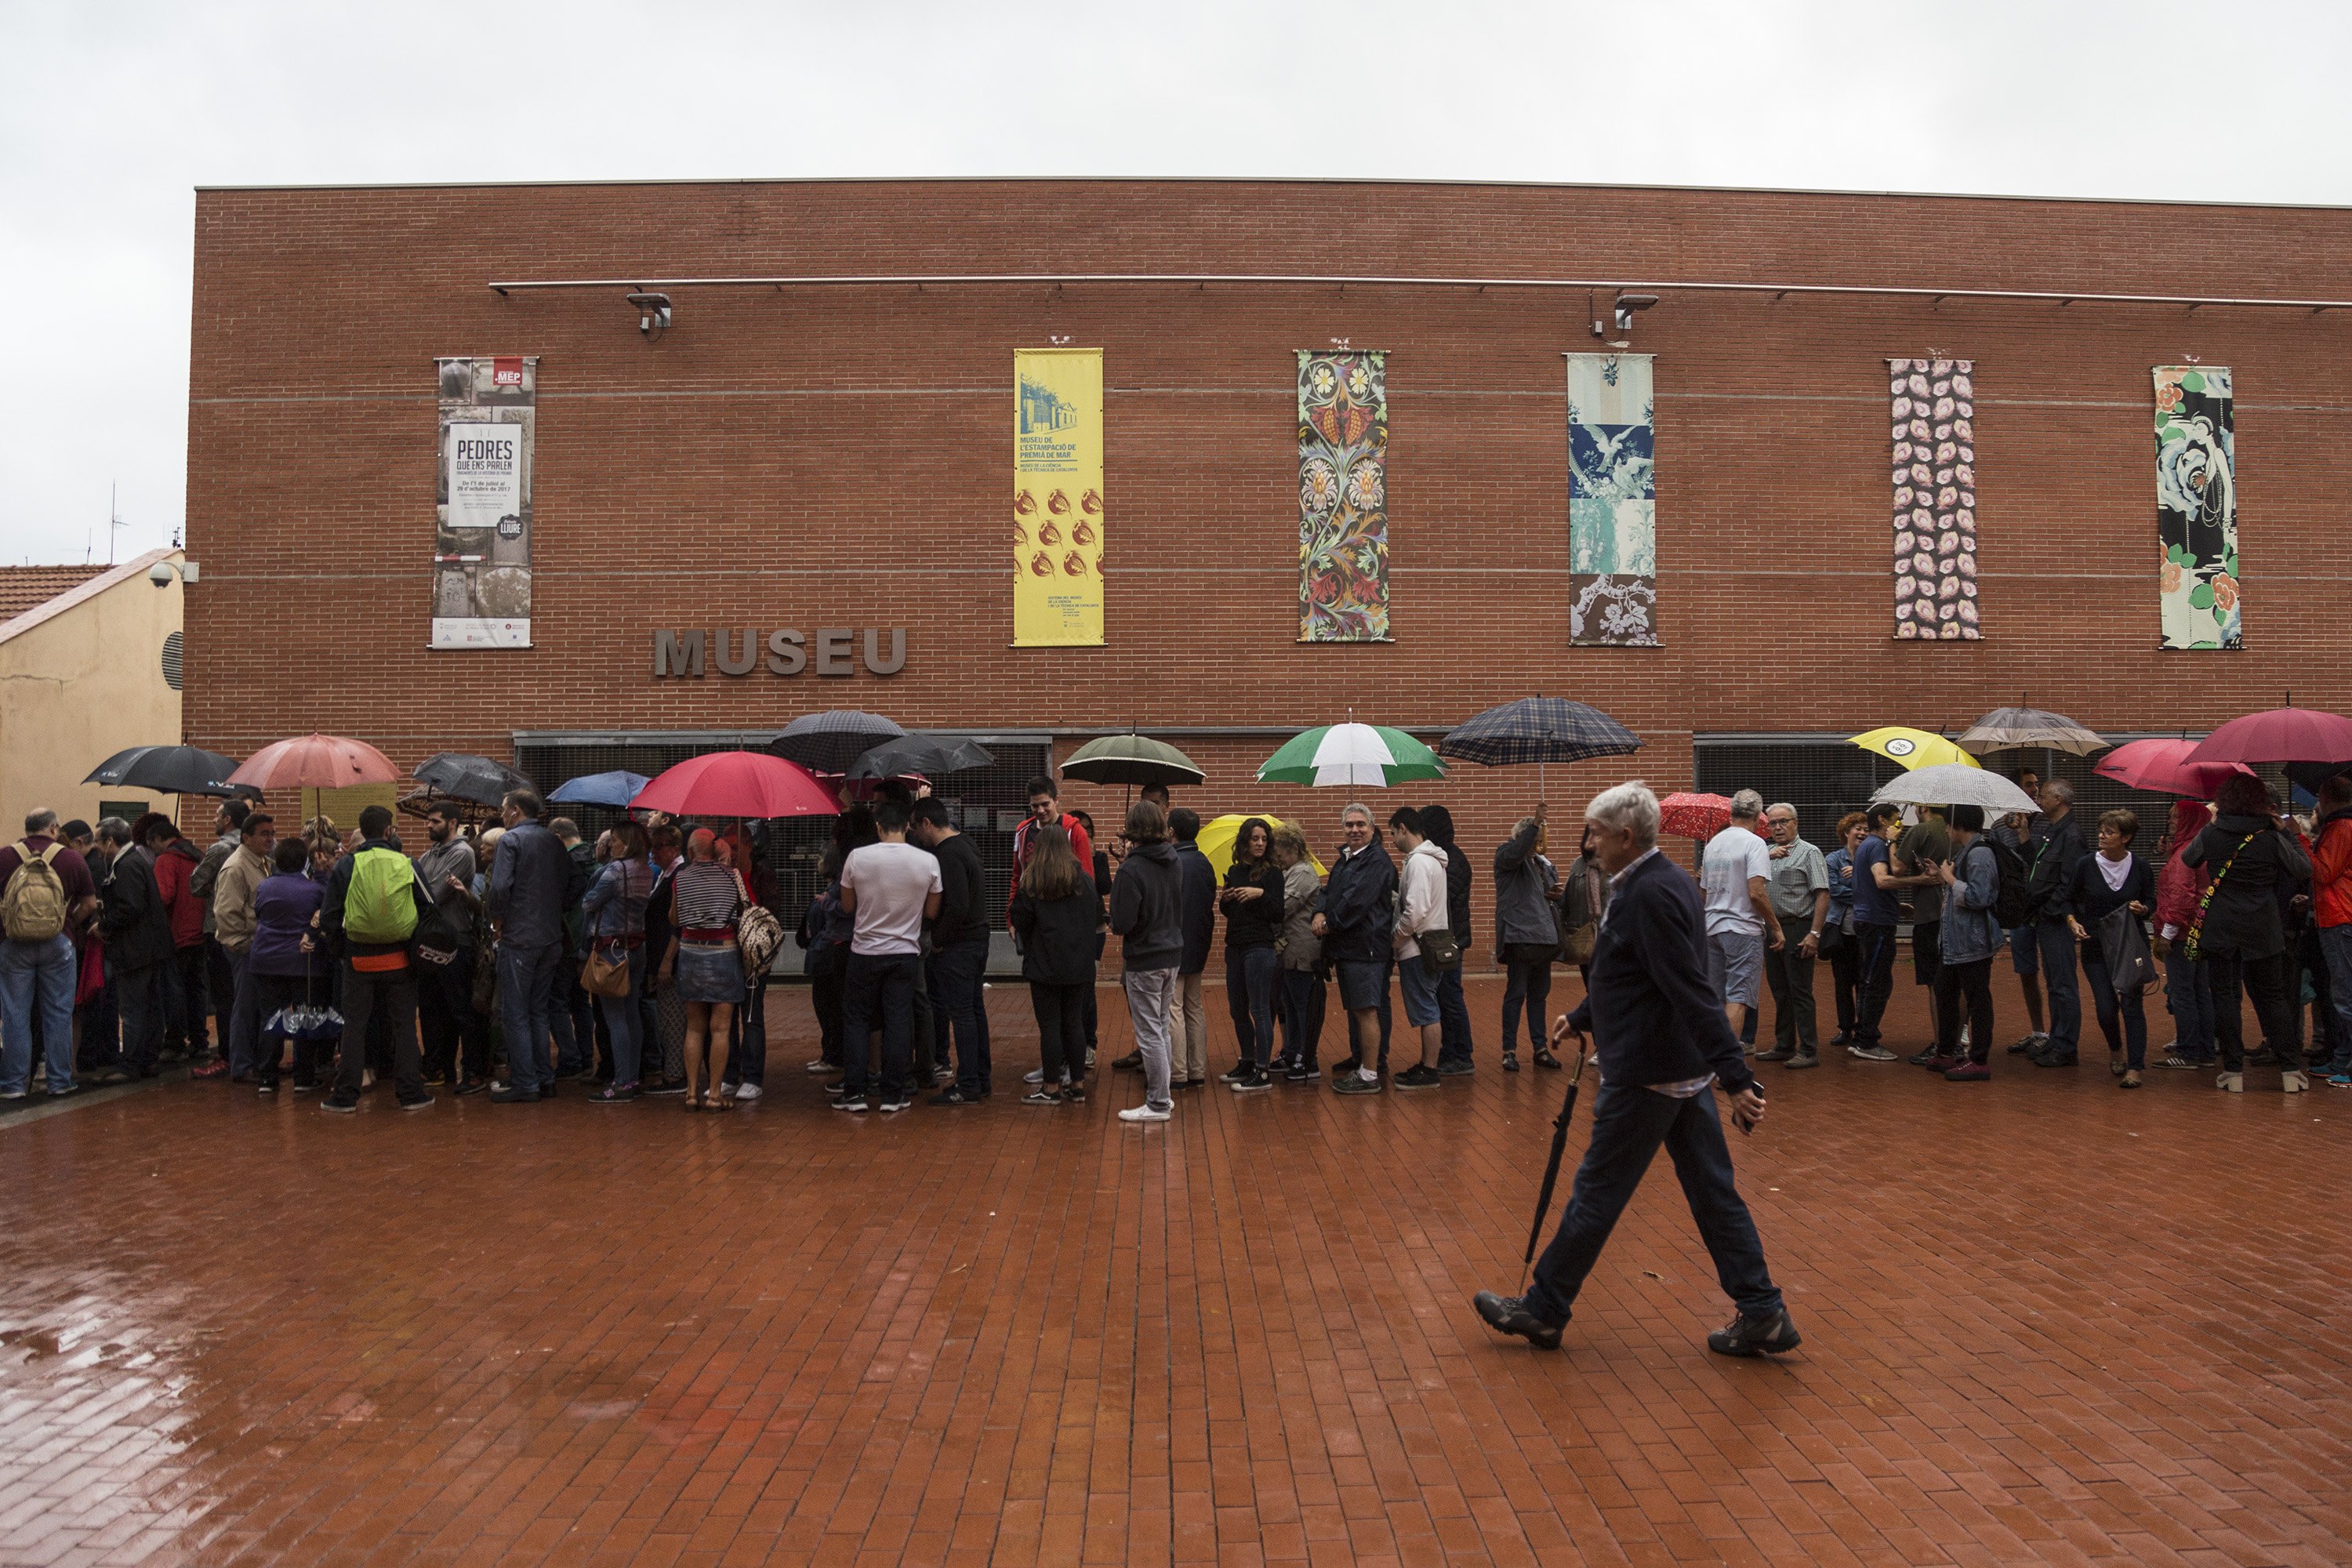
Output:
[674, 940, 746, 1005]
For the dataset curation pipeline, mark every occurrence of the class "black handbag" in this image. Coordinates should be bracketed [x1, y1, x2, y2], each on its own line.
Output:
[1416, 925, 1461, 975]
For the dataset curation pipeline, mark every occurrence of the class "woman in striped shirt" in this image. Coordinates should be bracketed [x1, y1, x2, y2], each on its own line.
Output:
[657, 828, 746, 1110]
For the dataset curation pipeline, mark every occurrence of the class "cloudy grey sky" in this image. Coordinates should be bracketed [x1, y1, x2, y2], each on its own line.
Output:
[5, 0, 2348, 564]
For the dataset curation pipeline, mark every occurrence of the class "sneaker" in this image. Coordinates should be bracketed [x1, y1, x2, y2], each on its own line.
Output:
[1755, 1045, 1796, 1063]
[1229, 1069, 1273, 1093]
[1784, 1051, 1819, 1070]
[1846, 1044, 1897, 1062]
[1828, 1030, 1853, 1047]
[877, 1098, 912, 1114]
[1084, 1048, 1096, 1069]
[1707, 1306, 1802, 1358]
[1502, 1051, 1520, 1073]
[191, 1061, 229, 1080]
[1333, 1071, 1382, 1095]
[421, 1071, 452, 1088]
[45, 1083, 83, 1101]
[643, 1077, 689, 1097]
[2281, 1070, 2310, 1094]
[1394, 1064, 1443, 1091]
[2216, 1070, 2243, 1093]
[833, 1096, 869, 1113]
[488, 1083, 540, 1103]
[2007, 1032, 2045, 1056]
[2249, 1046, 2280, 1066]
[1907, 1049, 1939, 1066]
[1112, 1051, 1143, 1071]
[292, 1079, 318, 1094]
[321, 1094, 360, 1115]
[1217, 1063, 1253, 1084]
[0, 1088, 24, 1101]
[1284, 1063, 1319, 1083]
[1022, 1089, 1062, 1106]
[732, 1083, 764, 1102]
[452, 1076, 489, 1097]
[1329, 1056, 1362, 1079]
[1472, 1290, 1563, 1350]
[1943, 1061, 1991, 1081]
[2031, 1047, 2078, 1068]
[1024, 1066, 1047, 1085]
[1062, 1083, 1085, 1103]
[589, 1083, 639, 1103]
[2158, 1054, 2209, 1070]
[2325, 1073, 2351, 1088]
[1920, 1053, 1962, 1073]
[1436, 1058, 1474, 1076]
[256, 1080, 278, 1096]
[931, 1087, 975, 1105]
[1118, 1103, 1171, 1123]
[804, 1058, 837, 1074]
[397, 1094, 434, 1112]
[94, 1068, 132, 1086]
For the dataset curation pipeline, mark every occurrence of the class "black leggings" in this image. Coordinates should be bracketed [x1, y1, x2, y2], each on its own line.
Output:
[1934, 957, 1994, 1063]
[1030, 981, 1088, 1085]
[2205, 951, 2294, 1073]
[2081, 943, 2149, 1070]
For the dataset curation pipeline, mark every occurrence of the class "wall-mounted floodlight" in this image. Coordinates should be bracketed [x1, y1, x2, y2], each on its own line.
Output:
[626, 292, 673, 341]
[1594, 292, 1661, 340]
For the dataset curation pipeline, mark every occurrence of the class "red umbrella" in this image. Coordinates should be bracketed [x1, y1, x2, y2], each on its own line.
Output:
[2187, 706, 2352, 767]
[2094, 738, 2253, 797]
[1657, 792, 1733, 840]
[229, 733, 401, 791]
[632, 751, 838, 818]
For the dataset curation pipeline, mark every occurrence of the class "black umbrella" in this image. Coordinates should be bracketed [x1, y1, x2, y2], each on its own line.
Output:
[1519, 1036, 1592, 1290]
[1058, 734, 1207, 787]
[1438, 696, 1643, 802]
[83, 745, 260, 798]
[413, 752, 532, 808]
[847, 732, 996, 782]
[771, 710, 906, 774]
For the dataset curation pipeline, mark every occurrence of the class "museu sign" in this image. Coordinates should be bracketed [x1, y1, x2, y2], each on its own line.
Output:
[652, 627, 907, 678]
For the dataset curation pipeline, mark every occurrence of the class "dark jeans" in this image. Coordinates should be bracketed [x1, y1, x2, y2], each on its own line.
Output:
[598, 946, 649, 1085]
[114, 959, 172, 1074]
[1526, 1081, 1783, 1327]
[2205, 950, 2294, 1074]
[2318, 926, 2352, 1075]
[1852, 924, 1898, 1045]
[725, 978, 769, 1087]
[169, 944, 209, 1053]
[1764, 915, 1818, 1054]
[250, 972, 325, 1087]
[1435, 960, 1472, 1065]
[1500, 957, 1552, 1054]
[930, 937, 992, 1096]
[498, 941, 564, 1096]
[2299, 927, 2350, 1069]
[2165, 948, 2216, 1062]
[223, 949, 262, 1077]
[419, 944, 487, 1083]
[1824, 927, 1859, 1034]
[1031, 980, 1088, 1084]
[334, 963, 421, 1100]
[1224, 945, 1278, 1069]
[2035, 920, 2082, 1053]
[1934, 956, 1994, 1062]
[810, 943, 847, 1066]
[2081, 942, 2149, 1069]
[205, 937, 236, 1036]
[840, 949, 920, 1102]
[1085, 932, 1104, 1048]
[1279, 966, 1326, 1068]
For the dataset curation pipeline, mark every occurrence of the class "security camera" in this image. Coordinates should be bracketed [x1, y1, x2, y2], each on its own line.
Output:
[149, 561, 174, 588]
[626, 292, 673, 341]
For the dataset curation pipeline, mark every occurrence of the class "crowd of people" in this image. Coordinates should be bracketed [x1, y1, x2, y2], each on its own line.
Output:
[4, 760, 2344, 1110]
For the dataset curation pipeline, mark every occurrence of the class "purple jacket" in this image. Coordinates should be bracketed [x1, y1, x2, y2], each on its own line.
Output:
[249, 872, 328, 978]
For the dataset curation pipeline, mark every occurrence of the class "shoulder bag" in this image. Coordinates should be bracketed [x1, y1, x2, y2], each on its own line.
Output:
[2182, 834, 2258, 963]
[735, 869, 786, 979]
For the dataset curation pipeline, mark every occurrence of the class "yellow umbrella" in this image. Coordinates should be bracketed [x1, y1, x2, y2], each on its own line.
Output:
[1848, 728, 1980, 771]
[1198, 814, 1327, 878]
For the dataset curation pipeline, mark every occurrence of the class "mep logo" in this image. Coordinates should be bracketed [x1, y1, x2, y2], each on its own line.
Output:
[492, 358, 525, 387]
[654, 627, 907, 679]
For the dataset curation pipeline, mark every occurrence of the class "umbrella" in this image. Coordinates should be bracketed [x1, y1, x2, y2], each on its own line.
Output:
[2094, 739, 2252, 798]
[412, 752, 532, 808]
[83, 745, 260, 798]
[1657, 793, 1733, 840]
[1196, 815, 1327, 879]
[1436, 697, 1643, 768]
[771, 710, 906, 774]
[1258, 723, 1446, 788]
[1847, 728, 1979, 772]
[1958, 705, 2107, 757]
[1058, 734, 1207, 787]
[2286, 760, 2352, 796]
[848, 732, 995, 782]
[2187, 705, 2352, 768]
[1520, 1035, 1592, 1291]
[633, 751, 838, 819]
[1870, 764, 2038, 815]
[228, 733, 401, 791]
[814, 769, 931, 802]
[549, 771, 652, 809]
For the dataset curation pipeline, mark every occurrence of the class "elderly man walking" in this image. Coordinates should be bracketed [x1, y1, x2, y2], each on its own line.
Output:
[1757, 803, 1829, 1069]
[1475, 782, 1798, 1358]
[1700, 791, 1781, 1040]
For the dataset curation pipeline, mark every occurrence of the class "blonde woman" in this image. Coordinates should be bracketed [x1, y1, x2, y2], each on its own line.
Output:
[656, 828, 744, 1110]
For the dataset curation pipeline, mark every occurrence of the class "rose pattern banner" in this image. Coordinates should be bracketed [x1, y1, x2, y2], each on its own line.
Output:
[1887, 358, 1978, 641]
[1012, 348, 1105, 646]
[2154, 366, 2239, 650]
[1298, 350, 1389, 642]
[1566, 354, 1657, 646]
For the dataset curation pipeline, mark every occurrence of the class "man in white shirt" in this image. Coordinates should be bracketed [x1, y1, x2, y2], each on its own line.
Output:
[1385, 807, 1450, 1091]
[1699, 790, 1783, 1040]
[833, 801, 942, 1113]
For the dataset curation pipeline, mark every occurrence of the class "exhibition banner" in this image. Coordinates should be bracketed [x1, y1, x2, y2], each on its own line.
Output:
[1012, 348, 1105, 646]
[1565, 353, 1657, 645]
[433, 355, 535, 649]
[1888, 357, 1980, 641]
[1298, 350, 1389, 642]
[2154, 365, 2240, 649]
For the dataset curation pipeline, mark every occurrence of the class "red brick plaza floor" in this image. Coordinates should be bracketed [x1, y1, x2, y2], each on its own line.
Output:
[2, 974, 2347, 1568]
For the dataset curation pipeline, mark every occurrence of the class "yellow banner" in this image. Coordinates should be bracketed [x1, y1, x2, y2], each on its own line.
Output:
[1012, 348, 1104, 646]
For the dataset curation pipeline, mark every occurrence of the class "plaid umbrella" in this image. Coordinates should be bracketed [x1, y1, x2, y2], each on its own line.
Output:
[1436, 698, 1643, 768]
[1657, 792, 1733, 840]
[770, 710, 906, 774]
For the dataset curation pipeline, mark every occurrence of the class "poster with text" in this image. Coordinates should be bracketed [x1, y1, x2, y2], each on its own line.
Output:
[434, 355, 535, 649]
[1011, 348, 1105, 646]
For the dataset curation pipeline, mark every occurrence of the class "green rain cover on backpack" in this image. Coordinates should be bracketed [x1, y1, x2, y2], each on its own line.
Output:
[343, 847, 419, 945]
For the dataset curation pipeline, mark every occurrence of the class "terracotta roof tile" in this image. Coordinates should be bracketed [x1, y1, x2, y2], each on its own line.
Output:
[0, 565, 108, 623]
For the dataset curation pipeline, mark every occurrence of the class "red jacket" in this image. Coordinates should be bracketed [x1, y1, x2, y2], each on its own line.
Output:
[1007, 812, 1094, 926]
[2153, 800, 2213, 937]
[154, 838, 207, 949]
[2311, 812, 2352, 929]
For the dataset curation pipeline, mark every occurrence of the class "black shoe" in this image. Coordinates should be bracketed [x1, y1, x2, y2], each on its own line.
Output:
[1112, 1051, 1143, 1071]
[588, 1083, 639, 1103]
[2031, 1047, 2078, 1068]
[321, 1094, 360, 1115]
[1756, 1045, 1796, 1063]
[1436, 1058, 1474, 1077]
[1217, 1062, 1253, 1084]
[453, 1076, 490, 1097]
[488, 1083, 540, 1104]
[1472, 1291, 1563, 1350]
[1502, 1051, 1519, 1073]
[1332, 1070, 1381, 1095]
[397, 1093, 434, 1112]
[256, 1080, 278, 1096]
[1394, 1064, 1443, 1091]
[1229, 1069, 1273, 1092]
[642, 1077, 689, 1097]
[1906, 1049, 1939, 1066]
[1828, 1031, 1853, 1047]
[930, 1087, 975, 1105]
[1062, 1083, 1085, 1103]
[1329, 1056, 1361, 1079]
[1707, 1306, 1802, 1358]
[1283, 1062, 1317, 1083]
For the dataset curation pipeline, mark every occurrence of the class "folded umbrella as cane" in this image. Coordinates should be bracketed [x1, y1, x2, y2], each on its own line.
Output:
[1521, 1036, 1592, 1290]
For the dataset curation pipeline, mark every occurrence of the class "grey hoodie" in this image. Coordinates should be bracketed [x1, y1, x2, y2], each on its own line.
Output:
[1109, 840, 1184, 971]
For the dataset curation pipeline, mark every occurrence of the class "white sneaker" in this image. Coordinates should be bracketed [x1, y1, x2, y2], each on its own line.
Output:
[1958, 1024, 1972, 1047]
[1024, 1066, 1046, 1084]
[1085, 1048, 1097, 1069]
[804, 1058, 835, 1074]
[733, 1083, 763, 1102]
[1118, 1104, 1171, 1123]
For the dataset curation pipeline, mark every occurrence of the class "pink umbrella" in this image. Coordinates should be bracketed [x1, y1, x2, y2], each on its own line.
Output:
[2093, 738, 2254, 797]
[632, 751, 838, 818]
[1657, 792, 1734, 840]
[229, 733, 401, 790]
[2187, 706, 2352, 767]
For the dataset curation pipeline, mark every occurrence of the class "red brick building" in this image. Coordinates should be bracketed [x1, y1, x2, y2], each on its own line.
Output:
[185, 178, 2352, 916]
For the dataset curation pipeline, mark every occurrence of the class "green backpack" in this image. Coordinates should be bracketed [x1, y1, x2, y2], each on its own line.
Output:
[343, 846, 419, 945]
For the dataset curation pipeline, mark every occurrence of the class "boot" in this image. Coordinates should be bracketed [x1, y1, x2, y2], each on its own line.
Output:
[2281, 1069, 2310, 1094]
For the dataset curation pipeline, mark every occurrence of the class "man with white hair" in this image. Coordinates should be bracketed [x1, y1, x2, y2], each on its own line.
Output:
[1699, 789, 1782, 1040]
[1475, 781, 1798, 1359]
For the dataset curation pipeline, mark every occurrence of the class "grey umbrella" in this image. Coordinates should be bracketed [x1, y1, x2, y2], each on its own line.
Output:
[1957, 705, 2106, 757]
[84, 745, 260, 799]
[413, 752, 532, 807]
[848, 733, 996, 782]
[1058, 734, 1207, 786]
[1871, 764, 2038, 815]
[771, 710, 906, 774]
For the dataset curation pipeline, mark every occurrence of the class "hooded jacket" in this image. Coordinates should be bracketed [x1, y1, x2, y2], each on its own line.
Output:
[2154, 800, 2214, 938]
[154, 838, 206, 949]
[1109, 840, 1183, 972]
[2310, 808, 2352, 930]
[1172, 840, 1217, 975]
[1393, 840, 1450, 962]
[1010, 873, 1100, 986]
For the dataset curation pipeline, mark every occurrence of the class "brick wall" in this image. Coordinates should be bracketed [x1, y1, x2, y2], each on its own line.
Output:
[185, 178, 2352, 878]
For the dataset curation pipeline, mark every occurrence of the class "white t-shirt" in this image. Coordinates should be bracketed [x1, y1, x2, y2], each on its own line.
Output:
[840, 840, 942, 956]
[1700, 825, 1770, 937]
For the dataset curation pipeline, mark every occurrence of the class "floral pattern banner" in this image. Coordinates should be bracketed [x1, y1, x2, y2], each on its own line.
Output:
[1566, 354, 1658, 645]
[1887, 358, 1979, 641]
[1298, 350, 1389, 642]
[2154, 366, 2240, 649]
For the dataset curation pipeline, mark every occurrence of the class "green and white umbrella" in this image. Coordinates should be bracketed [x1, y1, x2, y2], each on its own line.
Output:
[1258, 723, 1447, 788]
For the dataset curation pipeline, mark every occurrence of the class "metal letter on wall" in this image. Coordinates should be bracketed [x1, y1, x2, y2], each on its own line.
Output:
[2154, 365, 2240, 649]
[1888, 357, 1979, 641]
[1298, 350, 1390, 642]
[434, 355, 536, 648]
[1012, 348, 1105, 646]
[1565, 354, 1657, 645]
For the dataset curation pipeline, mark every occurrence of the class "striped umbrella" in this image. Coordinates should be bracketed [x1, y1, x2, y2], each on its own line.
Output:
[1257, 723, 1446, 788]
